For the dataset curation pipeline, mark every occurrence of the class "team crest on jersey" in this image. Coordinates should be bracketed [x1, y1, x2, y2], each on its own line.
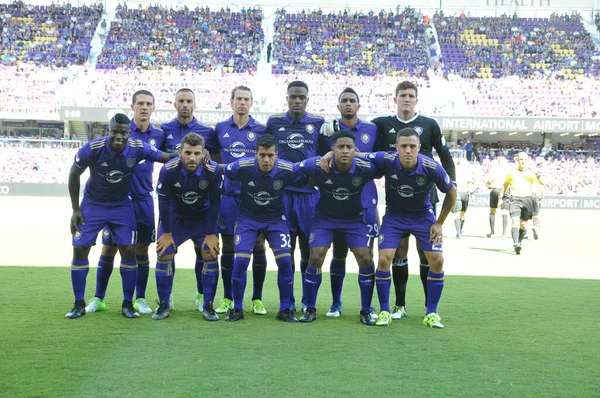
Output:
[273, 180, 283, 190]
[247, 132, 256, 142]
[414, 126, 424, 136]
[352, 177, 362, 187]
[378, 234, 384, 243]
[306, 124, 314, 134]
[199, 180, 209, 190]
[126, 158, 136, 168]
[416, 176, 426, 186]
[309, 233, 315, 243]
[361, 133, 370, 144]
[235, 235, 241, 245]
[150, 139, 157, 146]
[74, 230, 82, 241]
[102, 230, 110, 238]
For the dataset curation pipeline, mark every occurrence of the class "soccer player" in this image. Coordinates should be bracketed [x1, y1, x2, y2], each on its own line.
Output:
[366, 128, 456, 327]
[214, 86, 268, 316]
[66, 113, 172, 319]
[297, 130, 382, 325]
[266, 81, 324, 313]
[371, 80, 458, 321]
[499, 152, 544, 255]
[487, 155, 510, 239]
[85, 90, 166, 315]
[161, 88, 220, 311]
[222, 134, 308, 323]
[152, 133, 222, 321]
[318, 88, 379, 319]
[453, 158, 473, 239]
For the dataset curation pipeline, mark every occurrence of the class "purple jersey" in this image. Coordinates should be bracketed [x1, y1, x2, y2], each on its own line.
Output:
[298, 156, 382, 220]
[129, 120, 166, 199]
[368, 152, 454, 216]
[215, 116, 267, 195]
[266, 111, 325, 193]
[318, 118, 379, 209]
[160, 117, 219, 154]
[156, 158, 222, 233]
[223, 158, 307, 221]
[74, 136, 163, 202]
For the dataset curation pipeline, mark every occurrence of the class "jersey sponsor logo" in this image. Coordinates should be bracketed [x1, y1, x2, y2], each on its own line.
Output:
[199, 180, 209, 190]
[126, 158, 136, 168]
[252, 191, 276, 206]
[228, 141, 247, 158]
[416, 176, 426, 186]
[285, 133, 312, 149]
[332, 187, 351, 200]
[223, 132, 230, 138]
[181, 191, 201, 204]
[100, 162, 108, 167]
[352, 177, 362, 187]
[273, 180, 283, 190]
[106, 170, 126, 184]
[396, 185, 415, 198]
[248, 181, 255, 187]
[361, 133, 370, 144]
[150, 139, 157, 146]
[306, 124, 314, 134]
[414, 126, 424, 135]
[247, 132, 256, 141]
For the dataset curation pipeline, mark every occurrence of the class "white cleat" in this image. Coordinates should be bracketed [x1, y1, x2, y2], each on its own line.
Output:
[391, 305, 408, 320]
[134, 298, 153, 314]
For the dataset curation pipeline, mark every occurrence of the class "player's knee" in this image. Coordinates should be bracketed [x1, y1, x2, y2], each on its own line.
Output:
[221, 235, 234, 252]
[135, 243, 150, 257]
[101, 244, 118, 257]
[427, 256, 444, 272]
[73, 246, 91, 261]
[119, 245, 136, 260]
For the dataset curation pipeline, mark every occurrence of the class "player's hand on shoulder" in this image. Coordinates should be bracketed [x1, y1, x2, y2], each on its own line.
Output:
[202, 149, 211, 164]
[70, 210, 84, 235]
[319, 151, 334, 172]
[202, 234, 220, 260]
[319, 118, 339, 137]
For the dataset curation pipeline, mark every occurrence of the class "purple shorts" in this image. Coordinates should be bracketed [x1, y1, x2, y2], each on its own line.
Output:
[156, 216, 213, 256]
[309, 213, 372, 249]
[234, 215, 290, 253]
[283, 190, 319, 238]
[73, 197, 136, 247]
[218, 194, 240, 236]
[363, 206, 380, 238]
[378, 212, 442, 253]
[102, 196, 155, 245]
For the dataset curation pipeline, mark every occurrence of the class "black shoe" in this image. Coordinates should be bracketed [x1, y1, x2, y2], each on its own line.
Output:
[276, 308, 298, 323]
[122, 301, 140, 318]
[202, 301, 220, 321]
[533, 229, 539, 240]
[299, 308, 316, 323]
[514, 244, 521, 255]
[151, 300, 170, 320]
[360, 310, 376, 326]
[225, 308, 245, 322]
[65, 300, 86, 319]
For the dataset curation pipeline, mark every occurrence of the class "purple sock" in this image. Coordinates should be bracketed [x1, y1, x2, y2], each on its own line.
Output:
[426, 271, 445, 315]
[71, 259, 89, 301]
[251, 250, 267, 300]
[304, 266, 322, 309]
[329, 252, 346, 306]
[220, 251, 234, 300]
[155, 258, 174, 303]
[119, 259, 137, 302]
[232, 254, 251, 310]
[94, 255, 113, 299]
[375, 270, 392, 312]
[358, 265, 375, 311]
[135, 255, 150, 299]
[275, 251, 293, 311]
[202, 260, 219, 304]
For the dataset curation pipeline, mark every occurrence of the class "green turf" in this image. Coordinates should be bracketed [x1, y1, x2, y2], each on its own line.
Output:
[1, 266, 599, 397]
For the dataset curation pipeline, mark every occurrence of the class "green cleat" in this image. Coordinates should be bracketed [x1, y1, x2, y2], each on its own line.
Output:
[169, 293, 174, 310]
[252, 299, 267, 315]
[85, 297, 105, 313]
[423, 313, 444, 329]
[376, 311, 392, 326]
[215, 298, 233, 314]
[134, 298, 152, 314]
[195, 293, 203, 312]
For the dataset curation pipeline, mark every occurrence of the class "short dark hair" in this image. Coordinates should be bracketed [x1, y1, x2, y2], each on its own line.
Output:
[231, 85, 253, 100]
[331, 130, 356, 144]
[395, 81, 418, 97]
[257, 134, 278, 150]
[338, 87, 359, 103]
[287, 80, 309, 93]
[132, 90, 154, 105]
[180, 132, 205, 148]
[110, 113, 130, 125]
[396, 127, 419, 141]
[176, 88, 195, 98]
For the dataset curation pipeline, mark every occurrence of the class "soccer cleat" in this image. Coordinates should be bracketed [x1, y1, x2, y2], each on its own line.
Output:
[252, 299, 267, 315]
[375, 311, 392, 326]
[423, 313, 444, 329]
[514, 244, 521, 255]
[299, 308, 317, 323]
[533, 228, 539, 240]
[225, 308, 245, 322]
[288, 301, 296, 318]
[369, 306, 379, 320]
[326, 303, 342, 318]
[202, 301, 220, 321]
[486, 233, 495, 239]
[215, 298, 233, 314]
[152, 300, 170, 320]
[276, 309, 298, 323]
[390, 305, 408, 320]
[85, 297, 105, 313]
[65, 301, 86, 319]
[134, 298, 152, 314]
[122, 305, 140, 319]
[195, 293, 203, 312]
[169, 293, 174, 310]
[359, 310, 376, 326]
[300, 299, 308, 314]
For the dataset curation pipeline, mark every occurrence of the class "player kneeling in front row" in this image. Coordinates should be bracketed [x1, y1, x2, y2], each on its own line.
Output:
[223, 135, 307, 322]
[367, 128, 456, 328]
[152, 133, 222, 321]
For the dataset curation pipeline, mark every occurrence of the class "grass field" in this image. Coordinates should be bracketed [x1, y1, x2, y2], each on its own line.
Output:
[1, 266, 599, 397]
